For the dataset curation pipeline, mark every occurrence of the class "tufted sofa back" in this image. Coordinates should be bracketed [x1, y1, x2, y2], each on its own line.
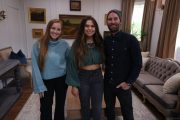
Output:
[146, 57, 180, 82]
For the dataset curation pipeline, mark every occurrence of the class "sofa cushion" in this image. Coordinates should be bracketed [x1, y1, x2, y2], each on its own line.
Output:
[0, 47, 13, 60]
[9, 50, 27, 64]
[136, 72, 164, 88]
[144, 85, 178, 109]
[163, 73, 180, 94]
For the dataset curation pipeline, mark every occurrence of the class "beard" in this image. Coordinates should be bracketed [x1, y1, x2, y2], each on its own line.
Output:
[108, 24, 120, 33]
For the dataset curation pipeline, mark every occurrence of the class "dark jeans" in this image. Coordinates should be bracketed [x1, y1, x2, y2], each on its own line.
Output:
[78, 69, 103, 120]
[104, 81, 134, 120]
[40, 75, 67, 120]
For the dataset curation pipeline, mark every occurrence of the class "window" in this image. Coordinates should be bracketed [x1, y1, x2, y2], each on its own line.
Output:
[174, 19, 180, 61]
[131, 1, 145, 41]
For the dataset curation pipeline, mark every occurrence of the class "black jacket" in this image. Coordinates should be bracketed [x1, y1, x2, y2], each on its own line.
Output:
[104, 31, 142, 87]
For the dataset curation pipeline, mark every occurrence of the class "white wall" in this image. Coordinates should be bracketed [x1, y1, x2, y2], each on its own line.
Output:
[0, 0, 163, 58]
[23, 0, 121, 57]
[0, 0, 26, 53]
[0, 0, 121, 58]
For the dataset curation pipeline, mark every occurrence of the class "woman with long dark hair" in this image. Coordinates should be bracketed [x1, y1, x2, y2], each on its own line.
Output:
[66, 16, 104, 120]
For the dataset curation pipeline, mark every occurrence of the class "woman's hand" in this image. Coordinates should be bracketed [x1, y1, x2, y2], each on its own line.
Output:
[39, 92, 44, 98]
[71, 86, 79, 97]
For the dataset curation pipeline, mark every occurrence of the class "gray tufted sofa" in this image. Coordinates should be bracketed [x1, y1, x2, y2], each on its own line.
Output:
[133, 57, 180, 120]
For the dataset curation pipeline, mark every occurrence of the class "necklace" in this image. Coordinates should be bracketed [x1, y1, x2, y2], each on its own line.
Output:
[86, 39, 95, 48]
[86, 39, 94, 44]
[86, 41, 95, 48]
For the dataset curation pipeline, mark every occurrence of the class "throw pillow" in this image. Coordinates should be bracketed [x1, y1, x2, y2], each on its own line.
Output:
[141, 52, 149, 57]
[141, 57, 149, 73]
[9, 50, 27, 64]
[17, 50, 26, 57]
[163, 73, 180, 94]
[9, 51, 19, 59]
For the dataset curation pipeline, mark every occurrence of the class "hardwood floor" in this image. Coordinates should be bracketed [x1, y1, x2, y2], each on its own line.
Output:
[3, 78, 32, 120]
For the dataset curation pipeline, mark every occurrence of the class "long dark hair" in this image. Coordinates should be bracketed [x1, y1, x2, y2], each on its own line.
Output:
[72, 16, 104, 66]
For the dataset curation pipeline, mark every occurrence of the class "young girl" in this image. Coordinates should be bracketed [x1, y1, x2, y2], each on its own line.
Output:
[66, 16, 104, 120]
[31, 19, 69, 120]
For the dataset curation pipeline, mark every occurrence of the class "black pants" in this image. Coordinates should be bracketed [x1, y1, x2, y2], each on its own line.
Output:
[40, 75, 67, 120]
[104, 81, 134, 120]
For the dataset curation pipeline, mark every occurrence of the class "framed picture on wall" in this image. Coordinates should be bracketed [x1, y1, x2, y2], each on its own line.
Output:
[29, 8, 46, 23]
[59, 14, 89, 39]
[32, 29, 43, 38]
[70, 1, 81, 11]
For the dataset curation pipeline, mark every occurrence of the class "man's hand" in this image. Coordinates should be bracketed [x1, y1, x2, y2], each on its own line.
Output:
[71, 86, 79, 97]
[116, 82, 131, 90]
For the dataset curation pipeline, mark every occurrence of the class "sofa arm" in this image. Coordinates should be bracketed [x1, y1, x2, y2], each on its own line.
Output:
[0, 47, 13, 61]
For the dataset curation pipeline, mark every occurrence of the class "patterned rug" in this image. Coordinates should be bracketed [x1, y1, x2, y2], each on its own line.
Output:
[15, 90, 163, 120]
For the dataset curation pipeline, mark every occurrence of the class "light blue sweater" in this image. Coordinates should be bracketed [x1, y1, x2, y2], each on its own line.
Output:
[31, 39, 69, 93]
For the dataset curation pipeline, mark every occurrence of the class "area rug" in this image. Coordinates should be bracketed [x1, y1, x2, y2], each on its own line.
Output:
[15, 91, 161, 120]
